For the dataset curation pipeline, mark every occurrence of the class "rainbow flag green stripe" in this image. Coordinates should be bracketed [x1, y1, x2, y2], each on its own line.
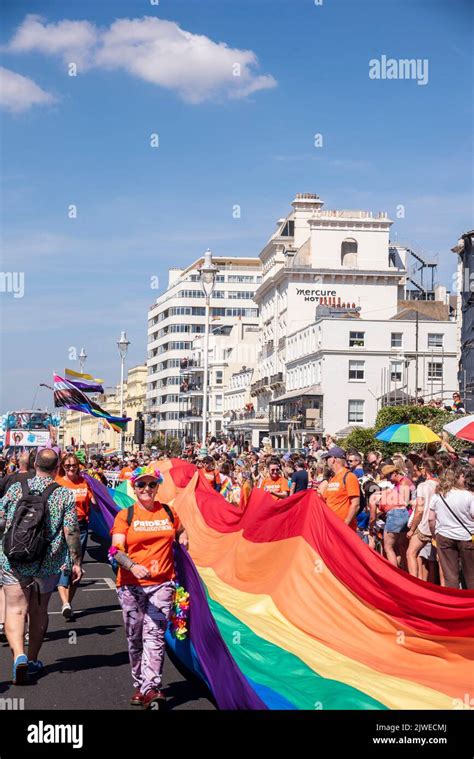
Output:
[204, 586, 387, 711]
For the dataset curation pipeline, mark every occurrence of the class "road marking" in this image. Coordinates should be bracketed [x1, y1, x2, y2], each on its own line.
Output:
[80, 577, 117, 592]
[48, 609, 122, 615]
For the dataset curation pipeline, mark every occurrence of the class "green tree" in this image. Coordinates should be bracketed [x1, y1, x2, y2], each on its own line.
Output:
[339, 406, 465, 457]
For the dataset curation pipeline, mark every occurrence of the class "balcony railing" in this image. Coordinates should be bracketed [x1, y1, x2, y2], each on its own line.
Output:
[179, 383, 203, 394]
[179, 358, 202, 372]
[250, 377, 269, 396]
[179, 409, 203, 420]
[270, 372, 284, 386]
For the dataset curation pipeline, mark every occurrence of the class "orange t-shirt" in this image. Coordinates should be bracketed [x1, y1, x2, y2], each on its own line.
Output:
[203, 470, 221, 489]
[325, 468, 360, 527]
[260, 476, 290, 499]
[119, 466, 134, 481]
[110, 502, 181, 587]
[56, 476, 92, 521]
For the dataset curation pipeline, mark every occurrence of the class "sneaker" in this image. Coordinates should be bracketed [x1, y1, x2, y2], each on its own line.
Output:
[142, 689, 166, 710]
[130, 688, 144, 706]
[27, 660, 44, 676]
[13, 654, 29, 685]
[24, 631, 29, 644]
[61, 603, 73, 620]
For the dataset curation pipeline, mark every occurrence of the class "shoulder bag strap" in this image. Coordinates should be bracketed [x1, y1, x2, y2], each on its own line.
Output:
[438, 494, 473, 539]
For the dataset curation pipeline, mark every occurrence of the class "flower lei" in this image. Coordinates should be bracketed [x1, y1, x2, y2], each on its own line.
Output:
[170, 585, 190, 640]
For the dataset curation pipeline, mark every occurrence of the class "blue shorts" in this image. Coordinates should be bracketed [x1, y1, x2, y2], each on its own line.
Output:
[384, 508, 409, 534]
[57, 521, 88, 588]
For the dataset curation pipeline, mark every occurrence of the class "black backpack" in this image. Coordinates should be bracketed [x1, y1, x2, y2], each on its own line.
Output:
[126, 502, 175, 528]
[3, 481, 60, 565]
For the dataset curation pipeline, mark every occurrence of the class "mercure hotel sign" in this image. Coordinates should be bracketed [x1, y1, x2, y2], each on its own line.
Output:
[294, 287, 357, 309]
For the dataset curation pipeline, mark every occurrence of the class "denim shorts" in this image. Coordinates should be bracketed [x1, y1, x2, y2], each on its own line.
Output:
[384, 508, 409, 534]
[0, 567, 60, 594]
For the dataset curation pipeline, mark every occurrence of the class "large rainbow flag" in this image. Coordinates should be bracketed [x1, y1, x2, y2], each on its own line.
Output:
[87, 460, 474, 711]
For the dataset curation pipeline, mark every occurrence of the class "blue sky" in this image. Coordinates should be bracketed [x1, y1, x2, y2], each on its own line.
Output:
[1, 0, 472, 412]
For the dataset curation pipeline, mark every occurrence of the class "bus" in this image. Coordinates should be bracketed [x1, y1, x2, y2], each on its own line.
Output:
[1, 410, 59, 454]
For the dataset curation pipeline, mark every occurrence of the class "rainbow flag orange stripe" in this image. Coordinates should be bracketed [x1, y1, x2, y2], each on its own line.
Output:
[173, 473, 474, 710]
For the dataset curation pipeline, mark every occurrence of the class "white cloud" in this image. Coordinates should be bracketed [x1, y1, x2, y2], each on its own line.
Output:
[7, 14, 98, 69]
[0, 66, 56, 113]
[96, 17, 276, 102]
[6, 14, 277, 103]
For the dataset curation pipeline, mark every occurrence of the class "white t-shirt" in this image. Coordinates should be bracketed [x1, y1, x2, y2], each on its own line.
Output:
[416, 479, 438, 535]
[429, 489, 474, 541]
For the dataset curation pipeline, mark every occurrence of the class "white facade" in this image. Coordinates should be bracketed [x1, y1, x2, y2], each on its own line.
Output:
[183, 323, 259, 440]
[285, 317, 458, 437]
[250, 192, 458, 448]
[146, 256, 261, 441]
[224, 367, 255, 413]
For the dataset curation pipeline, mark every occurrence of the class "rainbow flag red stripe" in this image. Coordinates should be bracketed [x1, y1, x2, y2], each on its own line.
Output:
[172, 473, 474, 710]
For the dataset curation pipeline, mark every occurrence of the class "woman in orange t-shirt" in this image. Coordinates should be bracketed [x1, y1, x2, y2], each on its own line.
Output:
[111, 465, 188, 710]
[56, 454, 95, 619]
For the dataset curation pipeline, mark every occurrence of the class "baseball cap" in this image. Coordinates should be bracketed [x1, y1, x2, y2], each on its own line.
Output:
[321, 446, 346, 460]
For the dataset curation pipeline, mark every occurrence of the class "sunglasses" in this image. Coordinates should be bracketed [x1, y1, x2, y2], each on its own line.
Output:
[269, 469, 280, 473]
[135, 481, 158, 490]
[65, 465, 78, 469]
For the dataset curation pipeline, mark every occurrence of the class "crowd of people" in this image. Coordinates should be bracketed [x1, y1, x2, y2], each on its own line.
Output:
[0, 424, 473, 707]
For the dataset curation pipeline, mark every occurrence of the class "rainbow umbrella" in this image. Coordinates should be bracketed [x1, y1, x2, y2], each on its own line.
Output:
[375, 423, 440, 444]
[443, 414, 474, 442]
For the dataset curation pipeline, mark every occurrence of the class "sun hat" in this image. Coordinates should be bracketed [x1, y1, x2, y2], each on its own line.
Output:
[381, 464, 397, 477]
[130, 465, 163, 484]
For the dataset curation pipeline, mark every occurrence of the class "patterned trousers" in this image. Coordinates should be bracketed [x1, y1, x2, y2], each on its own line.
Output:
[117, 581, 175, 694]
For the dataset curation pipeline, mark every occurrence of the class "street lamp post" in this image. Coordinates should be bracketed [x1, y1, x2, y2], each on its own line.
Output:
[198, 249, 218, 449]
[78, 348, 87, 450]
[117, 331, 130, 455]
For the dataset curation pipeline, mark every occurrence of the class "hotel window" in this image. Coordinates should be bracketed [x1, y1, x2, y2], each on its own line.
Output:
[216, 370, 223, 385]
[349, 360, 365, 381]
[215, 394, 223, 411]
[427, 362, 443, 382]
[390, 361, 403, 382]
[348, 400, 364, 424]
[391, 332, 403, 348]
[349, 331, 365, 348]
[428, 333, 443, 348]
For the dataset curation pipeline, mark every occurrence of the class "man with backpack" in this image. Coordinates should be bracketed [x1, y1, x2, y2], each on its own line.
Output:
[0, 449, 82, 685]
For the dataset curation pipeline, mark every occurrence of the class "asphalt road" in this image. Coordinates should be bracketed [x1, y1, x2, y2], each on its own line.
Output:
[0, 531, 215, 711]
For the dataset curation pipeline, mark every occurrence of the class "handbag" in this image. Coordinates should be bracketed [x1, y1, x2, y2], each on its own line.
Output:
[438, 494, 474, 543]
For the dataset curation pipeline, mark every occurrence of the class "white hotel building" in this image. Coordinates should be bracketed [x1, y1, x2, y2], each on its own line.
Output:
[146, 256, 261, 441]
[250, 193, 458, 449]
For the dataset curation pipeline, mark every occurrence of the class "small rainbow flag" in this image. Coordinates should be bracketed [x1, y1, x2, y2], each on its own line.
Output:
[64, 368, 104, 393]
[53, 375, 130, 433]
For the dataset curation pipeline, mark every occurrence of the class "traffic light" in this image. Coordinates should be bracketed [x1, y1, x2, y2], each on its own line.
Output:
[134, 414, 145, 446]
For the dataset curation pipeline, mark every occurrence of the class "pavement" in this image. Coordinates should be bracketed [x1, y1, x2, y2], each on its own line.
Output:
[0, 532, 216, 711]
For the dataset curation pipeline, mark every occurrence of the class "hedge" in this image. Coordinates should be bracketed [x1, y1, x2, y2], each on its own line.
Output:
[338, 405, 465, 457]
